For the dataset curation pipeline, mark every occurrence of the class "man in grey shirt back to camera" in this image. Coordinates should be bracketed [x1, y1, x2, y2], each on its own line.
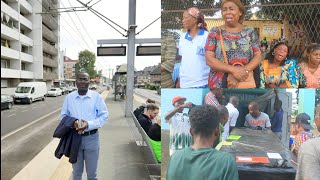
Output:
[296, 106, 320, 180]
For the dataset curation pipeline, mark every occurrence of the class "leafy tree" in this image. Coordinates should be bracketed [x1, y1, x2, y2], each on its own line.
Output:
[75, 50, 97, 78]
[161, 0, 254, 31]
[256, 0, 319, 43]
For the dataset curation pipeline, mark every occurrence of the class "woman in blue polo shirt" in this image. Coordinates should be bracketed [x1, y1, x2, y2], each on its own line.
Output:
[178, 7, 210, 88]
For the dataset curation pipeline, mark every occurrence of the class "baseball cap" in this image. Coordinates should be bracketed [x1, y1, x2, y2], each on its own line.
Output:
[295, 113, 313, 130]
[172, 96, 187, 105]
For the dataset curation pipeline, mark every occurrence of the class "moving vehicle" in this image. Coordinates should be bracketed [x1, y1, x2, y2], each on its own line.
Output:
[1, 94, 13, 110]
[89, 84, 97, 90]
[60, 87, 68, 95]
[67, 86, 77, 93]
[14, 82, 47, 104]
[47, 88, 62, 97]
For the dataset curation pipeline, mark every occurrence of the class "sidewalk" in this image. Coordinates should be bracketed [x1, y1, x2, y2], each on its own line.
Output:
[11, 90, 158, 180]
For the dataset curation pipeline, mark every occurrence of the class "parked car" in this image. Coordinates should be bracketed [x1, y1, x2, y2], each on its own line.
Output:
[47, 88, 62, 97]
[67, 86, 77, 93]
[14, 82, 47, 104]
[1, 94, 14, 110]
[89, 84, 97, 90]
[60, 87, 68, 95]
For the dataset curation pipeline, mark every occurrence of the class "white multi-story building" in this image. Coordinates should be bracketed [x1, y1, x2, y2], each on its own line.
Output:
[1, 0, 60, 91]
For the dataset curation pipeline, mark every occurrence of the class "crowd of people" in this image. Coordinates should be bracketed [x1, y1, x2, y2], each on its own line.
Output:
[161, 0, 320, 89]
[165, 91, 320, 180]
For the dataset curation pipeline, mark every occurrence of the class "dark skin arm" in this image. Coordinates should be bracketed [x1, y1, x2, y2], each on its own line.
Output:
[165, 102, 192, 122]
[205, 51, 249, 81]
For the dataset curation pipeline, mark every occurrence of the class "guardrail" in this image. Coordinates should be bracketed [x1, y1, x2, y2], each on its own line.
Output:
[130, 111, 159, 164]
[129, 111, 161, 178]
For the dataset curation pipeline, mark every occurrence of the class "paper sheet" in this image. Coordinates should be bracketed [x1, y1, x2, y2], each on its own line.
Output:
[227, 135, 241, 140]
[267, 153, 283, 159]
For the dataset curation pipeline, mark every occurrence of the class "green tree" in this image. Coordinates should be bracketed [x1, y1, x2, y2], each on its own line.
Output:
[161, 0, 253, 31]
[254, 0, 319, 43]
[75, 50, 97, 78]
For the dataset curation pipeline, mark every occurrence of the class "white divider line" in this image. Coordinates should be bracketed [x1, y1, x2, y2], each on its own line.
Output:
[1, 90, 109, 141]
[1, 108, 61, 141]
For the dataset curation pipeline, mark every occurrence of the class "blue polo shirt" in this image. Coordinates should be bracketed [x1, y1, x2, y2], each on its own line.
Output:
[178, 28, 210, 88]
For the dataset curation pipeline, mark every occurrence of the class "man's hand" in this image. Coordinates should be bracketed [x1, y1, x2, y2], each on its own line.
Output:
[76, 120, 89, 134]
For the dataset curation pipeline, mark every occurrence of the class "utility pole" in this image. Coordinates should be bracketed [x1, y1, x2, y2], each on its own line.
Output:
[125, 0, 136, 117]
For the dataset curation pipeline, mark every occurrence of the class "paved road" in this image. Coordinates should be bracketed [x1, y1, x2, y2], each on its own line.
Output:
[1, 87, 106, 180]
[134, 88, 160, 104]
[1, 87, 105, 137]
[1, 95, 65, 136]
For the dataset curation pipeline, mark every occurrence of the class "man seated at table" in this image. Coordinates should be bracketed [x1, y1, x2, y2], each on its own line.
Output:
[166, 105, 239, 180]
[244, 101, 271, 130]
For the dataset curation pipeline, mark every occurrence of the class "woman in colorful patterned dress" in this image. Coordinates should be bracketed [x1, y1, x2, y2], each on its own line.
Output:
[259, 42, 302, 88]
[299, 43, 320, 88]
[205, 0, 261, 88]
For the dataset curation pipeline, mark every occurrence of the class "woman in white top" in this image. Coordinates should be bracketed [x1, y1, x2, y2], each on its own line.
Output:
[178, 7, 210, 88]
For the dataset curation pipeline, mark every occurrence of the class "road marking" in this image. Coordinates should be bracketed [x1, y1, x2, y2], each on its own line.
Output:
[1, 108, 61, 140]
[8, 114, 16, 117]
[1, 90, 106, 140]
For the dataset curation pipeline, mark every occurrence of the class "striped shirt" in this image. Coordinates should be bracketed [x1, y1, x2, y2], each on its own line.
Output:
[204, 91, 220, 108]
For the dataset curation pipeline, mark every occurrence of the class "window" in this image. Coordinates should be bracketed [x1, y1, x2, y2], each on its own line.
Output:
[21, 63, 26, 70]
[1, 60, 8, 68]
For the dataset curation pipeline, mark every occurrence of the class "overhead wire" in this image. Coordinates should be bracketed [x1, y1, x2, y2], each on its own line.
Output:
[66, 0, 108, 71]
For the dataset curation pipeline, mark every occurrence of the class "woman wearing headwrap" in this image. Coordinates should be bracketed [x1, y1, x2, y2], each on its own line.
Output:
[178, 7, 210, 88]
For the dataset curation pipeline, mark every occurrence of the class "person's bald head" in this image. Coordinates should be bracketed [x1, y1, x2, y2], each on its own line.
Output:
[218, 105, 229, 125]
[229, 96, 239, 108]
[248, 101, 260, 118]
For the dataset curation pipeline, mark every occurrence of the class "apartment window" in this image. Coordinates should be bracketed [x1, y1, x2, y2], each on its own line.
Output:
[21, 63, 26, 70]
[1, 60, 8, 68]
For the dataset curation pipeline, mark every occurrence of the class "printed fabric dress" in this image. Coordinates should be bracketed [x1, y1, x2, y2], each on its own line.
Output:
[299, 62, 320, 88]
[205, 26, 260, 89]
[259, 59, 303, 88]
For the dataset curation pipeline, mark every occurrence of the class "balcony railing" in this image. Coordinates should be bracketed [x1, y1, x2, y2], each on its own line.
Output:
[1, 68, 20, 78]
[20, 33, 33, 47]
[1, 46, 19, 60]
[43, 56, 58, 68]
[20, 70, 34, 79]
[42, 14, 58, 30]
[1, 1, 19, 21]
[43, 71, 58, 80]
[20, 0, 33, 14]
[42, 41, 58, 55]
[1, 24, 19, 40]
[42, 24, 57, 43]
[19, 14, 32, 30]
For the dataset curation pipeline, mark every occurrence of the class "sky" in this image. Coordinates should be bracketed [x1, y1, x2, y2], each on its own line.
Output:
[59, 0, 161, 77]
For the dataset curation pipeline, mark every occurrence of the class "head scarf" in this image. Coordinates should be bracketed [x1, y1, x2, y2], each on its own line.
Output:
[187, 7, 208, 31]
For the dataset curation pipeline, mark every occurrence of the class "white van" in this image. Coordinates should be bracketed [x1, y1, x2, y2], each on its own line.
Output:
[14, 82, 47, 104]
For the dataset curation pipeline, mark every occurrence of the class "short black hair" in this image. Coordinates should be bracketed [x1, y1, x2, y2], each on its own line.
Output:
[76, 71, 89, 79]
[218, 105, 229, 118]
[189, 105, 219, 138]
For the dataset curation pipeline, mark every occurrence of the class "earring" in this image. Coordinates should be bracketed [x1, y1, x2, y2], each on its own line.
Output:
[272, 52, 275, 55]
[197, 23, 202, 27]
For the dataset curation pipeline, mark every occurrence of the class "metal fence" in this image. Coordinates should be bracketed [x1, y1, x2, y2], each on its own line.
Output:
[162, 0, 320, 60]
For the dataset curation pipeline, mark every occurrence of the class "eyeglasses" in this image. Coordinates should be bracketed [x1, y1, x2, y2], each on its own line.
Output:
[77, 78, 89, 82]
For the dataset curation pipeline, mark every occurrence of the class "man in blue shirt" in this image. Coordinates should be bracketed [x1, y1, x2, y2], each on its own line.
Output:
[61, 71, 109, 180]
[271, 99, 283, 140]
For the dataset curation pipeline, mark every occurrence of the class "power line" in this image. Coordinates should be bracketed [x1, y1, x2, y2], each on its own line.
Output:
[75, 0, 127, 37]
[61, 1, 92, 50]
[66, 0, 108, 71]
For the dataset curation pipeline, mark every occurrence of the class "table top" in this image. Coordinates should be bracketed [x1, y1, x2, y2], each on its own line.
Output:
[220, 127, 297, 178]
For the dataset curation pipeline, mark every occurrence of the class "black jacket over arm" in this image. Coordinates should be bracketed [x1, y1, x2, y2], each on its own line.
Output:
[53, 116, 82, 164]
